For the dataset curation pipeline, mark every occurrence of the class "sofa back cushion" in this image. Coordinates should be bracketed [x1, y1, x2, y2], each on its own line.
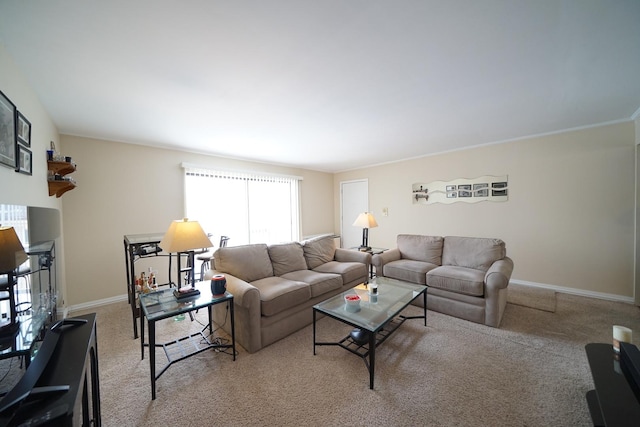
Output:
[268, 242, 308, 276]
[213, 243, 273, 282]
[397, 234, 443, 265]
[302, 234, 336, 269]
[442, 236, 506, 271]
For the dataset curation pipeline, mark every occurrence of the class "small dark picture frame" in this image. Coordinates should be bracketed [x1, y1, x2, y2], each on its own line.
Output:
[458, 184, 472, 198]
[16, 111, 31, 147]
[16, 145, 32, 175]
[0, 89, 17, 169]
[492, 182, 508, 196]
[473, 183, 489, 197]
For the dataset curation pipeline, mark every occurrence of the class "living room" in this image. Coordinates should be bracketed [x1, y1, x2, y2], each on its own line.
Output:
[0, 2, 639, 425]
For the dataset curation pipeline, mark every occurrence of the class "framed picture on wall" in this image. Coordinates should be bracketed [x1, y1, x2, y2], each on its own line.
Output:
[446, 185, 457, 198]
[473, 183, 489, 197]
[16, 145, 32, 175]
[16, 111, 31, 147]
[0, 90, 17, 169]
[492, 182, 508, 196]
[458, 184, 472, 197]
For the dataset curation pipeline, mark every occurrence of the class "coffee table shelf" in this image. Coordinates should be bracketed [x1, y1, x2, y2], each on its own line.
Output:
[313, 277, 427, 389]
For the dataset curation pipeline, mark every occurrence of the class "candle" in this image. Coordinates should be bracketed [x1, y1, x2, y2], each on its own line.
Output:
[613, 325, 633, 352]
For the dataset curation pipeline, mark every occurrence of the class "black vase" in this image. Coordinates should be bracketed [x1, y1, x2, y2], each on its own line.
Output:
[211, 275, 227, 296]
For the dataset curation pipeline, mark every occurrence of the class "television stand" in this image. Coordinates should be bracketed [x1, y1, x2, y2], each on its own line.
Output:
[585, 343, 640, 426]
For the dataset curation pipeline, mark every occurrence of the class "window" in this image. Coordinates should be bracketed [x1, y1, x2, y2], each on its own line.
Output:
[0, 204, 28, 244]
[184, 166, 301, 246]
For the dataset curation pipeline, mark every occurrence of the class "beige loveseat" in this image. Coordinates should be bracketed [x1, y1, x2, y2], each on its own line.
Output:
[210, 234, 370, 353]
[372, 235, 514, 327]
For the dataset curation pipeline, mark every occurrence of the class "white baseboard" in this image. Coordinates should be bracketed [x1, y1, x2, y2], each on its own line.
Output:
[510, 279, 635, 304]
[65, 293, 129, 316]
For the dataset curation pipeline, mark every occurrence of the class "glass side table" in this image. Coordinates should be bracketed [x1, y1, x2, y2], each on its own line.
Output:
[139, 281, 236, 400]
[349, 246, 388, 278]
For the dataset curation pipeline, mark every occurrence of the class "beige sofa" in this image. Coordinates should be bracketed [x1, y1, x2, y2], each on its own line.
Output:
[210, 234, 370, 353]
[372, 235, 513, 327]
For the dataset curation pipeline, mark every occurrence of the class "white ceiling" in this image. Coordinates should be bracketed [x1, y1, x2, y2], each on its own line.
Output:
[0, 1, 639, 173]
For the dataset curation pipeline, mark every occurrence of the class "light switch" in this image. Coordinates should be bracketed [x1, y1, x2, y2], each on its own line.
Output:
[382, 207, 388, 217]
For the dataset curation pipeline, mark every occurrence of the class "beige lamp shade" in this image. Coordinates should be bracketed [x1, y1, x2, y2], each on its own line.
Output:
[0, 226, 28, 272]
[159, 218, 212, 253]
[352, 212, 378, 229]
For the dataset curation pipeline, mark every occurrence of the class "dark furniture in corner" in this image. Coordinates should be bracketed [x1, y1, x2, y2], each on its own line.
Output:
[0, 313, 100, 426]
[585, 342, 640, 426]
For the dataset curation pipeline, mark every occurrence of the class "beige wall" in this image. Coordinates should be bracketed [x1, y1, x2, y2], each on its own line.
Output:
[0, 43, 61, 208]
[334, 122, 636, 300]
[0, 43, 68, 304]
[60, 135, 334, 307]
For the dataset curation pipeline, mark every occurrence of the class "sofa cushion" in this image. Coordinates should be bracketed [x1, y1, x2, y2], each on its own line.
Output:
[427, 265, 485, 296]
[281, 270, 342, 297]
[397, 234, 443, 265]
[313, 261, 367, 286]
[268, 242, 308, 276]
[442, 236, 506, 271]
[213, 244, 273, 282]
[302, 234, 336, 269]
[384, 259, 437, 285]
[251, 276, 311, 316]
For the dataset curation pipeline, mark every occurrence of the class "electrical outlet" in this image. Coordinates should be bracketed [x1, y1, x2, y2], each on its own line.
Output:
[382, 207, 388, 217]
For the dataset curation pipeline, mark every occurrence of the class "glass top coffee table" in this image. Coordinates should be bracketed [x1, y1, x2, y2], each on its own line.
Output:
[313, 277, 427, 389]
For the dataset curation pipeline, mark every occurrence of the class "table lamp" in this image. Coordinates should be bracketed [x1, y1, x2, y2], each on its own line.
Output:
[0, 226, 28, 335]
[353, 212, 378, 251]
[159, 218, 212, 299]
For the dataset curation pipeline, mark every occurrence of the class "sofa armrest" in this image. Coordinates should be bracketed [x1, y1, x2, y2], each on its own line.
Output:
[372, 248, 401, 274]
[211, 270, 263, 353]
[484, 256, 514, 291]
[214, 272, 260, 309]
[483, 256, 514, 327]
[334, 248, 371, 264]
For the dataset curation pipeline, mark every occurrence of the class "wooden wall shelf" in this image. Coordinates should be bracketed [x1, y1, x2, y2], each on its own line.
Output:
[48, 180, 76, 198]
[47, 160, 77, 197]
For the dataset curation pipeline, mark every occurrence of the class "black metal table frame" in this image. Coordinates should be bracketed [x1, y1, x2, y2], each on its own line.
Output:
[139, 294, 236, 400]
[349, 246, 388, 279]
[123, 233, 168, 339]
[124, 234, 207, 339]
[0, 241, 57, 367]
[313, 288, 427, 389]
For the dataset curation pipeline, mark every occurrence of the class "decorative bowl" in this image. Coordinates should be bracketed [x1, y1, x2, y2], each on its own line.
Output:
[344, 294, 361, 312]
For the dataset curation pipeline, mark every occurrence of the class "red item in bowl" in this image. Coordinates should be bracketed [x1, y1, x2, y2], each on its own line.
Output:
[345, 294, 360, 302]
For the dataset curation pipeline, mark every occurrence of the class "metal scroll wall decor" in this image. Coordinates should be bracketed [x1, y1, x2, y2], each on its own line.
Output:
[412, 175, 508, 205]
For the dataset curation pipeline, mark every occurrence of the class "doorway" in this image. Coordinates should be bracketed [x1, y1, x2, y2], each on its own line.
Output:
[340, 179, 368, 249]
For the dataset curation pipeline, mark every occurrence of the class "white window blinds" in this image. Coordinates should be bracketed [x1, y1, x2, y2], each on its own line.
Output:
[183, 166, 301, 246]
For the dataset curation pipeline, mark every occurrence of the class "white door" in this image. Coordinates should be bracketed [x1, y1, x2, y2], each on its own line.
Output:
[340, 179, 368, 249]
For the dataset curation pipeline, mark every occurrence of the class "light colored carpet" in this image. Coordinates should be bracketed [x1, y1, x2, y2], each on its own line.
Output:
[2, 291, 639, 426]
[507, 283, 557, 312]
